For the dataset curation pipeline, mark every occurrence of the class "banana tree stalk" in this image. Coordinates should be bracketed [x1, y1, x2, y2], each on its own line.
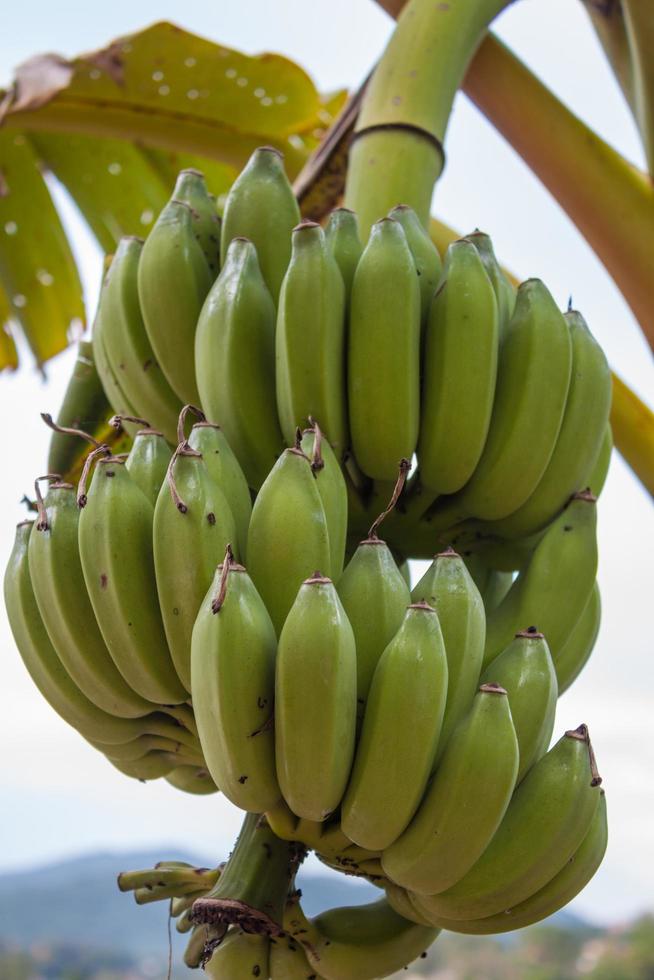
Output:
[344, 0, 517, 237]
[429, 216, 654, 499]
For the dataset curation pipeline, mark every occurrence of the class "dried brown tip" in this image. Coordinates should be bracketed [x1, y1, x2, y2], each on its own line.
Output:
[109, 413, 152, 432]
[570, 488, 597, 504]
[179, 167, 204, 178]
[566, 723, 589, 741]
[366, 458, 411, 541]
[166, 440, 202, 513]
[41, 413, 102, 448]
[436, 546, 459, 558]
[177, 405, 206, 446]
[565, 724, 601, 785]
[33, 474, 62, 531]
[408, 601, 435, 613]
[516, 626, 544, 639]
[305, 571, 331, 585]
[211, 545, 235, 614]
[306, 417, 324, 473]
[479, 682, 508, 695]
[77, 444, 112, 508]
[293, 219, 320, 232]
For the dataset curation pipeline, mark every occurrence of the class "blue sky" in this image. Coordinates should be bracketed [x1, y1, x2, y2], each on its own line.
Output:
[0, 0, 653, 925]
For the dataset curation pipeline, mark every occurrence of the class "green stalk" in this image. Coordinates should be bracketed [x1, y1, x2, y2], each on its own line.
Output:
[344, 0, 516, 237]
[190, 813, 305, 936]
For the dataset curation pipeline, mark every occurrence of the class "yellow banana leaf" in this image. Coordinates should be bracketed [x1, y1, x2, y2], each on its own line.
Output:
[0, 21, 345, 368]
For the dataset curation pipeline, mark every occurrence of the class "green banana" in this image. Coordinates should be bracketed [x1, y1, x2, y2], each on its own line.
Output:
[556, 582, 601, 694]
[5, 521, 190, 747]
[482, 567, 514, 612]
[422, 789, 608, 935]
[411, 549, 486, 760]
[285, 897, 439, 980]
[88, 732, 198, 762]
[108, 752, 183, 781]
[153, 441, 237, 693]
[388, 204, 442, 330]
[324, 206, 362, 307]
[417, 239, 499, 495]
[47, 340, 111, 477]
[466, 229, 515, 341]
[341, 602, 448, 851]
[165, 765, 218, 795]
[336, 526, 411, 717]
[448, 278, 572, 521]
[382, 683, 519, 896]
[194, 237, 284, 490]
[91, 260, 139, 426]
[99, 236, 181, 442]
[270, 924, 325, 979]
[483, 491, 598, 669]
[492, 309, 611, 538]
[247, 447, 332, 635]
[204, 929, 270, 979]
[411, 724, 601, 921]
[585, 422, 613, 497]
[28, 478, 152, 718]
[348, 216, 421, 480]
[119, 418, 172, 507]
[300, 422, 348, 580]
[276, 220, 348, 455]
[187, 419, 252, 560]
[191, 548, 280, 812]
[78, 455, 187, 704]
[138, 199, 212, 404]
[481, 628, 557, 783]
[220, 146, 301, 303]
[170, 167, 221, 275]
[384, 881, 434, 926]
[275, 574, 357, 820]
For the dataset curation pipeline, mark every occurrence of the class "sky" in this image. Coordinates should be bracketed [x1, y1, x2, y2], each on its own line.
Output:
[1, 0, 653, 927]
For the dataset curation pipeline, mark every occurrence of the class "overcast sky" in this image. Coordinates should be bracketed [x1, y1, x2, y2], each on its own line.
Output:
[0, 0, 652, 926]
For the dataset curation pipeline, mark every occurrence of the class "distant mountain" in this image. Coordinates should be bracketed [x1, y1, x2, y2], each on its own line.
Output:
[0, 847, 379, 959]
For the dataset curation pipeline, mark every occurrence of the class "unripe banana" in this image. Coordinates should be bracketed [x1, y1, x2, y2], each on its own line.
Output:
[384, 881, 434, 925]
[5, 521, 185, 746]
[481, 628, 557, 783]
[276, 221, 348, 455]
[188, 420, 252, 560]
[411, 549, 485, 760]
[194, 237, 283, 489]
[79, 456, 187, 704]
[418, 239, 499, 495]
[325, 206, 362, 307]
[220, 146, 300, 303]
[411, 724, 601, 921]
[108, 752, 181, 781]
[341, 602, 448, 851]
[28, 479, 152, 718]
[382, 683, 518, 896]
[165, 765, 218, 795]
[121, 420, 171, 507]
[204, 929, 270, 979]
[285, 897, 439, 980]
[191, 550, 280, 812]
[388, 204, 442, 330]
[171, 168, 221, 275]
[91, 263, 139, 425]
[492, 309, 611, 538]
[348, 217, 421, 480]
[423, 789, 608, 935]
[556, 582, 601, 694]
[47, 340, 111, 477]
[96, 734, 203, 766]
[275, 574, 357, 820]
[482, 567, 514, 613]
[300, 422, 348, 580]
[247, 448, 332, 635]
[336, 541, 410, 718]
[138, 199, 212, 404]
[585, 422, 613, 497]
[450, 279, 572, 521]
[483, 491, 598, 669]
[270, 926, 325, 979]
[153, 442, 237, 693]
[99, 236, 181, 443]
[465, 230, 515, 342]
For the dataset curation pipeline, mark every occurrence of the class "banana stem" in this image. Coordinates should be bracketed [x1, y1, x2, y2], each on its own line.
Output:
[580, 0, 635, 114]
[190, 813, 306, 936]
[461, 32, 654, 353]
[621, 0, 654, 172]
[344, 0, 516, 237]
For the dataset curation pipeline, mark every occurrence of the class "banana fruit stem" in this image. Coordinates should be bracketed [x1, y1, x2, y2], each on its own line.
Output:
[190, 813, 306, 936]
[344, 0, 516, 237]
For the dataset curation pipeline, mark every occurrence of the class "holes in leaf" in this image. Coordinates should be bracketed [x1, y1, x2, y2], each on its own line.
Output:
[108, 162, 122, 176]
[36, 270, 54, 286]
[184, 57, 197, 67]
[140, 210, 154, 225]
[4, 221, 17, 235]
[187, 89, 199, 100]
[152, 70, 165, 81]
[13, 294, 26, 308]
[158, 84, 170, 96]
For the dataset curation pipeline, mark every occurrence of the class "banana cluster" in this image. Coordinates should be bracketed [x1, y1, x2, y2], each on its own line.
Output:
[87, 150, 611, 566]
